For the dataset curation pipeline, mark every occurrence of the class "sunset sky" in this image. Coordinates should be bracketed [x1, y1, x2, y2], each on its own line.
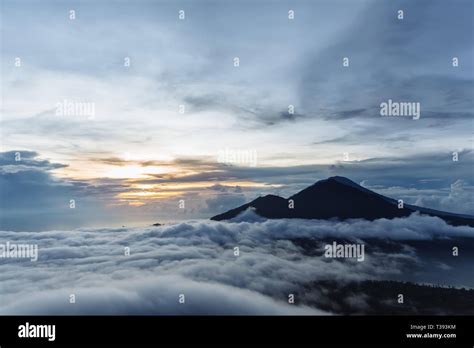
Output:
[1, 0, 473, 230]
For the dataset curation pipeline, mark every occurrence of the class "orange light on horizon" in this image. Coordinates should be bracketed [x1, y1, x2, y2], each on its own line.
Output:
[116, 181, 281, 206]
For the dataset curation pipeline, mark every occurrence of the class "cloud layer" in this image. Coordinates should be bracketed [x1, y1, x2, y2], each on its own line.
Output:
[1, 215, 473, 314]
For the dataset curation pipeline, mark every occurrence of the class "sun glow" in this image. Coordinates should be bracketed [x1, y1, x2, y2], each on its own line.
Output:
[54, 155, 282, 207]
[130, 181, 275, 191]
[116, 181, 281, 206]
[104, 165, 170, 179]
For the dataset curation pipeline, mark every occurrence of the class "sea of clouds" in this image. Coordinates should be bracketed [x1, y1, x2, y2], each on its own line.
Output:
[0, 212, 473, 315]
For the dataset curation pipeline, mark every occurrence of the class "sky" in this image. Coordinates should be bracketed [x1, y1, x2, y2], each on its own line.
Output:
[1, 0, 473, 231]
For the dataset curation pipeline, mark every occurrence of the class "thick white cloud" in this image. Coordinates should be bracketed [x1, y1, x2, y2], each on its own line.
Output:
[1, 275, 323, 315]
[1, 214, 472, 314]
[414, 180, 474, 214]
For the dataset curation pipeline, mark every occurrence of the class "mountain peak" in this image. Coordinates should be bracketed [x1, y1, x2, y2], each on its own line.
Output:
[328, 175, 358, 185]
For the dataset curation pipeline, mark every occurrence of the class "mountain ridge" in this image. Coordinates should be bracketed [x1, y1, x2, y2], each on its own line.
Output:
[210, 176, 474, 227]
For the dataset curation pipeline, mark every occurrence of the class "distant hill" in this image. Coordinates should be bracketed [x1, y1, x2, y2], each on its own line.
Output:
[211, 176, 474, 227]
[301, 279, 474, 315]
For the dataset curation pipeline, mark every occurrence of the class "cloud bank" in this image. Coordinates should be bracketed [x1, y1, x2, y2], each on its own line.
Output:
[1, 215, 473, 314]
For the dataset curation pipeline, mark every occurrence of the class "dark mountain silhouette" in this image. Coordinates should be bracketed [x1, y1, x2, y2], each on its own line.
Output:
[211, 176, 474, 227]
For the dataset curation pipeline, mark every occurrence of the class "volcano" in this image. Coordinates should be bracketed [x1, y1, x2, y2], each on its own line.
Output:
[210, 176, 474, 227]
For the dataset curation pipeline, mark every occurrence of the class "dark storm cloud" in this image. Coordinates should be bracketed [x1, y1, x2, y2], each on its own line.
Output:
[183, 92, 308, 127]
[183, 94, 227, 113]
[140, 150, 473, 189]
[0, 151, 113, 231]
[300, 0, 474, 120]
[0, 150, 67, 170]
[257, 110, 307, 126]
[312, 132, 414, 146]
